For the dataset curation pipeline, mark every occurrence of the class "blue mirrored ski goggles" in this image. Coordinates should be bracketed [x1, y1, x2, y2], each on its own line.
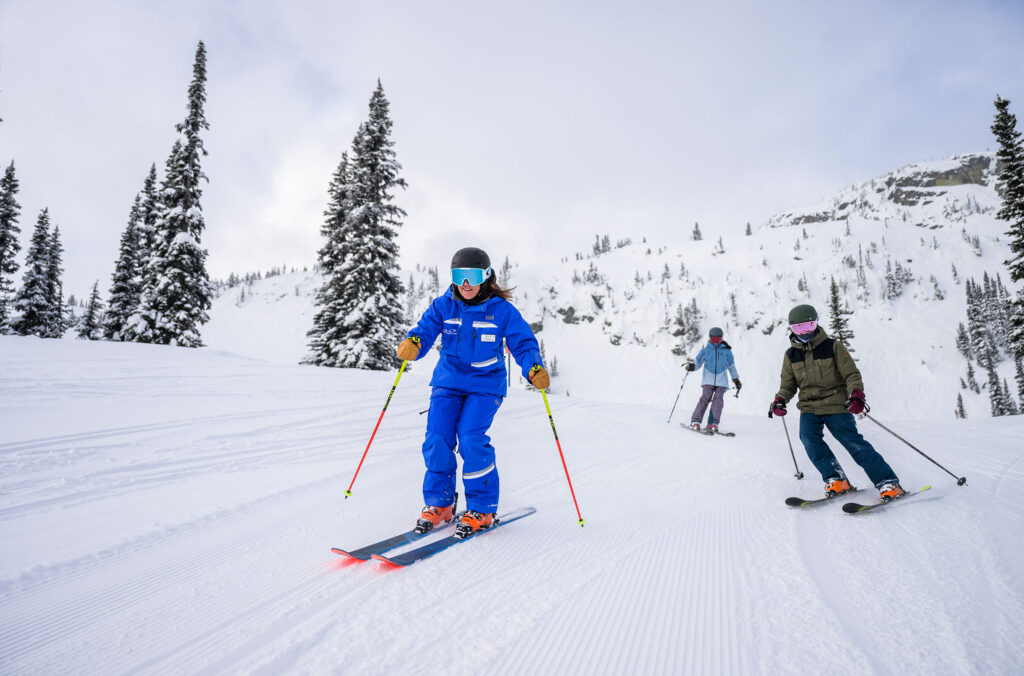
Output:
[451, 267, 491, 286]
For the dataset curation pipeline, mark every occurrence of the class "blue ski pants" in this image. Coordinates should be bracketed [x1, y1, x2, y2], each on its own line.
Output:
[422, 387, 503, 513]
[799, 412, 899, 488]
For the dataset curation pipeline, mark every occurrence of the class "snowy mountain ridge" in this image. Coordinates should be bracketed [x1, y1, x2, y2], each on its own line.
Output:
[205, 151, 1018, 421]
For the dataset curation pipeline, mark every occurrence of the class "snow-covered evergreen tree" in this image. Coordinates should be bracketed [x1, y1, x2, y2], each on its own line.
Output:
[828, 276, 854, 350]
[0, 160, 21, 333]
[306, 152, 356, 365]
[1003, 378, 1020, 416]
[43, 224, 68, 338]
[129, 43, 213, 347]
[104, 195, 143, 340]
[692, 222, 702, 241]
[991, 96, 1024, 356]
[956, 392, 966, 419]
[77, 280, 104, 340]
[986, 363, 1006, 416]
[955, 322, 972, 359]
[1016, 355, 1024, 403]
[305, 81, 407, 369]
[13, 209, 53, 336]
[966, 360, 980, 394]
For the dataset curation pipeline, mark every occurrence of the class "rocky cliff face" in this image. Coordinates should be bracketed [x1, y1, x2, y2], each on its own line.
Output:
[766, 153, 997, 228]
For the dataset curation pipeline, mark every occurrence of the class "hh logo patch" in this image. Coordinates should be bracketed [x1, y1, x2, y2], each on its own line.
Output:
[485, 315, 494, 320]
[481, 334, 496, 343]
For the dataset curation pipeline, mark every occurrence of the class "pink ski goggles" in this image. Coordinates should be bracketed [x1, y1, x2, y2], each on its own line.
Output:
[790, 319, 817, 335]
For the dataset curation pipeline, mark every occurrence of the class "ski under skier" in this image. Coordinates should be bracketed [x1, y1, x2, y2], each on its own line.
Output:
[685, 327, 741, 433]
[397, 247, 549, 538]
[769, 304, 905, 501]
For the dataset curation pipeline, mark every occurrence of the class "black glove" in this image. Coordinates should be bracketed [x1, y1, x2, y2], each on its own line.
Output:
[733, 378, 742, 391]
[684, 362, 696, 372]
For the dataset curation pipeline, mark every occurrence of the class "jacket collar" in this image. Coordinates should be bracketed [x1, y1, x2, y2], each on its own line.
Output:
[445, 286, 497, 309]
[789, 326, 829, 349]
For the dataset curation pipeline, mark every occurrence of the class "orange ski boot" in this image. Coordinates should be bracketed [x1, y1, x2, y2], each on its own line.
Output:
[825, 477, 853, 497]
[455, 510, 495, 539]
[878, 482, 906, 502]
[415, 502, 455, 534]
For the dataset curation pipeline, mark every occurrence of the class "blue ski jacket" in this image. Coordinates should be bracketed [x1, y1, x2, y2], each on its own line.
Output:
[407, 288, 543, 397]
[693, 341, 739, 388]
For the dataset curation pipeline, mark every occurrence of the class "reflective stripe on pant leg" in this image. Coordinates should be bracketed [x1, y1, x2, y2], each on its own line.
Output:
[798, 412, 846, 481]
[421, 388, 464, 507]
[457, 393, 503, 513]
[824, 413, 899, 487]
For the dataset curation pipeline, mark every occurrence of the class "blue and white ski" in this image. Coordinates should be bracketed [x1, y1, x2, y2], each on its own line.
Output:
[371, 507, 537, 567]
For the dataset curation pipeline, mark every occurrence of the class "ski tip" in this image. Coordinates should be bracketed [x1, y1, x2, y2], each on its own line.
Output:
[921, 484, 932, 491]
[784, 497, 806, 507]
[331, 548, 368, 561]
[841, 502, 864, 514]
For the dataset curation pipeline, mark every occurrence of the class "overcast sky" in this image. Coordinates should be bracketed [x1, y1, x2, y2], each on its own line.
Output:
[2, 0, 1023, 298]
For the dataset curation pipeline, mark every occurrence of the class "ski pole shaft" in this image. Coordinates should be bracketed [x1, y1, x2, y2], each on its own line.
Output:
[864, 413, 967, 485]
[667, 370, 690, 423]
[345, 360, 408, 498]
[541, 390, 585, 526]
[780, 416, 804, 479]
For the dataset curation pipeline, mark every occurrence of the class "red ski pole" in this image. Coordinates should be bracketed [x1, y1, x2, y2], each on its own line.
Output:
[541, 390, 585, 526]
[345, 360, 408, 498]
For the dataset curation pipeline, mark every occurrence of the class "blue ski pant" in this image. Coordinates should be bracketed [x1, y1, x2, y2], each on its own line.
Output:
[422, 387, 503, 513]
[799, 412, 899, 487]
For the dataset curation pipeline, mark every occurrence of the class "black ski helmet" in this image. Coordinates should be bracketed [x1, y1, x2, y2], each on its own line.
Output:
[788, 304, 818, 325]
[451, 247, 491, 272]
[709, 327, 724, 338]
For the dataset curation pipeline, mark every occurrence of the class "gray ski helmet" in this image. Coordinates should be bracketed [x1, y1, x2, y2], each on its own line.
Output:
[788, 304, 818, 325]
[451, 247, 491, 271]
[709, 327, 724, 338]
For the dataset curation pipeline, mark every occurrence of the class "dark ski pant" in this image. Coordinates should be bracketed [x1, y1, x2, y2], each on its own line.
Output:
[422, 387, 503, 513]
[691, 385, 726, 426]
[799, 412, 899, 487]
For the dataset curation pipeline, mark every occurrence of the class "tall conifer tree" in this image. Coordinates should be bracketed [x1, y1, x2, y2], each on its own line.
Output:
[0, 161, 21, 332]
[105, 195, 143, 340]
[828, 276, 855, 350]
[305, 81, 407, 369]
[78, 280, 104, 340]
[13, 209, 54, 336]
[991, 95, 1024, 356]
[130, 42, 212, 346]
[44, 225, 68, 338]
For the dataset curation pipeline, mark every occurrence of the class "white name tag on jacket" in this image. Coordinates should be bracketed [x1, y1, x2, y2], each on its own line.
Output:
[480, 334, 496, 343]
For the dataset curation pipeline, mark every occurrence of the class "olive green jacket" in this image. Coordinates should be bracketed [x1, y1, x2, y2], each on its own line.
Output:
[775, 328, 863, 415]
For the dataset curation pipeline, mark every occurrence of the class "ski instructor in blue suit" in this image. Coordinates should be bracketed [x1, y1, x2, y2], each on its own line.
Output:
[397, 247, 548, 538]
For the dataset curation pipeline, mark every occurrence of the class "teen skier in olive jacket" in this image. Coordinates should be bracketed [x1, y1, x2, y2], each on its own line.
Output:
[769, 304, 905, 501]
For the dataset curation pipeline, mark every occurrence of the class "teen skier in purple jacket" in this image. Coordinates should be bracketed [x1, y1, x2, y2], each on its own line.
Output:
[397, 247, 548, 538]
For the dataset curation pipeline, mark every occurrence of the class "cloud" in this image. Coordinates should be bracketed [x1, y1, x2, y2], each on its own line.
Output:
[1, 0, 1023, 297]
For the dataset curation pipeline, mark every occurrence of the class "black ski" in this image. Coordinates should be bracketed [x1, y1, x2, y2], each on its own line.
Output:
[785, 488, 862, 508]
[842, 485, 932, 514]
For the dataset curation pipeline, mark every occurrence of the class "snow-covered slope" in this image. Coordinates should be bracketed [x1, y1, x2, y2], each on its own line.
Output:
[205, 152, 1019, 421]
[2, 336, 1022, 673]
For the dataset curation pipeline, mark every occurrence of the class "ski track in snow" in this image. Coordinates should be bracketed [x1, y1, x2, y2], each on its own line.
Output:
[2, 337, 1023, 674]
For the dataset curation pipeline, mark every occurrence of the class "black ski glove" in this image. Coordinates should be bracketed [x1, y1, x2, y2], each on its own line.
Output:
[684, 362, 696, 372]
[733, 378, 742, 391]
